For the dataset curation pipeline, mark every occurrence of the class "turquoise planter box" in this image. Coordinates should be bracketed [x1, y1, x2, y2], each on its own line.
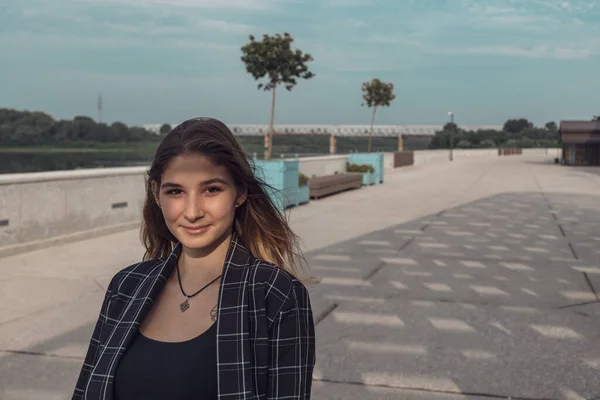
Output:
[252, 159, 300, 210]
[298, 184, 310, 205]
[362, 172, 377, 185]
[348, 172, 376, 186]
[348, 153, 384, 184]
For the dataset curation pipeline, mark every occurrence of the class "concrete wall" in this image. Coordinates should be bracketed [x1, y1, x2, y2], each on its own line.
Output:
[296, 153, 397, 177]
[413, 149, 499, 166]
[0, 167, 148, 254]
[296, 155, 349, 177]
[383, 153, 395, 170]
[522, 148, 562, 158]
[0, 148, 558, 256]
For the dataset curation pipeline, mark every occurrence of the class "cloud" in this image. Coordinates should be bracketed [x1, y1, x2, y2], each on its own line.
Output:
[362, 34, 421, 46]
[0, 31, 239, 51]
[0, 1, 260, 54]
[344, 19, 367, 28]
[458, 2, 559, 29]
[79, 0, 276, 10]
[442, 45, 592, 60]
[105, 19, 257, 35]
[321, 0, 377, 7]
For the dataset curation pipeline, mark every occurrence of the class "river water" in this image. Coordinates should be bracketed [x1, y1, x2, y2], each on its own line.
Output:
[0, 151, 154, 174]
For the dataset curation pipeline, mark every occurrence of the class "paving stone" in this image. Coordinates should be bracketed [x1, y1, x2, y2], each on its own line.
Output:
[312, 381, 493, 400]
[315, 300, 600, 400]
[368, 257, 596, 308]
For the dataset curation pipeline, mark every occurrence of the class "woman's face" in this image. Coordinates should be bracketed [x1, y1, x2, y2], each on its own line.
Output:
[153, 153, 245, 253]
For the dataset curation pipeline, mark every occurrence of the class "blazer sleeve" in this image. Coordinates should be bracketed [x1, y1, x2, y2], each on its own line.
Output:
[71, 273, 118, 400]
[267, 281, 316, 399]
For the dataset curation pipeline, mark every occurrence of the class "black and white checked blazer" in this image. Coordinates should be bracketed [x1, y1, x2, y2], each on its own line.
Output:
[72, 233, 316, 399]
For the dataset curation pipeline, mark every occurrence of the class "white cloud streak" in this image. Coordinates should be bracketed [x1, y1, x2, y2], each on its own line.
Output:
[321, 0, 377, 7]
[344, 19, 367, 29]
[79, 0, 277, 10]
[442, 45, 592, 60]
[0, 32, 239, 51]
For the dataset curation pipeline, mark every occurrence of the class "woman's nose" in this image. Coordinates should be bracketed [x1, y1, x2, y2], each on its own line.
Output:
[184, 195, 204, 222]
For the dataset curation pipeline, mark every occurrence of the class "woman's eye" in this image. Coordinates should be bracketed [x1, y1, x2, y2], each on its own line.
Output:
[166, 189, 183, 195]
[206, 186, 222, 194]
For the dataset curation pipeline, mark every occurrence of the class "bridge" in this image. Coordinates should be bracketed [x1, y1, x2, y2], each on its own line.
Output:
[143, 123, 504, 137]
[1, 149, 599, 400]
[142, 124, 506, 155]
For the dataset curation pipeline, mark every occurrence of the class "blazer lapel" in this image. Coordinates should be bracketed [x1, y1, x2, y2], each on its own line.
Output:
[87, 243, 180, 399]
[216, 233, 255, 399]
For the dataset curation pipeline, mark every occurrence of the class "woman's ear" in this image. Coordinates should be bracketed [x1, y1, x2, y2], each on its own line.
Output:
[236, 192, 247, 208]
[151, 181, 161, 208]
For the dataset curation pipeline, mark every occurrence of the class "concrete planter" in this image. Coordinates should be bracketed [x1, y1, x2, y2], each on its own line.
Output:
[348, 153, 384, 183]
[252, 159, 300, 210]
[298, 184, 310, 205]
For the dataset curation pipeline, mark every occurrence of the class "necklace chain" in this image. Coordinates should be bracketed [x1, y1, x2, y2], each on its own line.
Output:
[175, 263, 222, 312]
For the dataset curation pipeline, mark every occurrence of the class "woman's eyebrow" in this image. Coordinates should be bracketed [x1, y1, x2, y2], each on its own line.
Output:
[160, 178, 228, 189]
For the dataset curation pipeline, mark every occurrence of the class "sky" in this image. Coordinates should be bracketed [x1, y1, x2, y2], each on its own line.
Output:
[1, 0, 599, 127]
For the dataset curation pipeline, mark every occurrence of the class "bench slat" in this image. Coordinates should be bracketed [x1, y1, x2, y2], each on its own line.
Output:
[308, 173, 362, 199]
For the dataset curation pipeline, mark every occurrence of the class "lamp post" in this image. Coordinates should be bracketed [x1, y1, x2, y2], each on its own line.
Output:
[448, 111, 454, 161]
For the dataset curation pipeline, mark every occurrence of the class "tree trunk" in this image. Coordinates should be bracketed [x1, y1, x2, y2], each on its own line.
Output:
[368, 107, 377, 153]
[266, 86, 277, 160]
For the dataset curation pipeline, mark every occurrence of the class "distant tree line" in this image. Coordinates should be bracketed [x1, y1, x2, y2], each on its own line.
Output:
[428, 118, 561, 149]
[0, 108, 160, 146]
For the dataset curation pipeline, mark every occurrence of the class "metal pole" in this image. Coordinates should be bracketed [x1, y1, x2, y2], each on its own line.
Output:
[448, 112, 454, 161]
[97, 93, 102, 123]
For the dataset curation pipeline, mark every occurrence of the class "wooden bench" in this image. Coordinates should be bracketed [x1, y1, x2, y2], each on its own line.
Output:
[309, 173, 362, 199]
[393, 151, 414, 167]
[498, 148, 522, 156]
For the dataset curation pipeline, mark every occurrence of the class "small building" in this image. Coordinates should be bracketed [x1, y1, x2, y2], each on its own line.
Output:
[559, 120, 600, 166]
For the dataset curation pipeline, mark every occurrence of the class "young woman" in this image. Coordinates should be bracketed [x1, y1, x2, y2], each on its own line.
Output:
[72, 117, 316, 399]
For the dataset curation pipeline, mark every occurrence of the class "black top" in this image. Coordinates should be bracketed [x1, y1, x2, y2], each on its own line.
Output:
[114, 322, 218, 400]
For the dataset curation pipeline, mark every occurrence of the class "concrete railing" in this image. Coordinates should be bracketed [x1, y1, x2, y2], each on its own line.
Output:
[0, 167, 149, 255]
[294, 155, 349, 177]
[0, 148, 559, 256]
[523, 148, 562, 158]
[413, 149, 498, 166]
[412, 148, 562, 166]
[295, 152, 397, 176]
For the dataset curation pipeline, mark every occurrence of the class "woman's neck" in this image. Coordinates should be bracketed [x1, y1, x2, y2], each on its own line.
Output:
[178, 232, 232, 281]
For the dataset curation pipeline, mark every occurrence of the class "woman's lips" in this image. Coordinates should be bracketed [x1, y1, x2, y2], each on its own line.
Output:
[182, 224, 210, 235]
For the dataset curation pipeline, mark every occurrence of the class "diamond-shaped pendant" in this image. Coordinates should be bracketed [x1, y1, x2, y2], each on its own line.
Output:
[180, 298, 190, 313]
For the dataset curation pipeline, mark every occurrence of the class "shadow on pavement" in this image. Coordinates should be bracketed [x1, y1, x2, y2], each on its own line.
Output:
[2, 191, 600, 400]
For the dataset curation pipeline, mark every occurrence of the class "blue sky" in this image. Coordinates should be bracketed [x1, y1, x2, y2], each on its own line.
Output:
[1, 0, 599, 127]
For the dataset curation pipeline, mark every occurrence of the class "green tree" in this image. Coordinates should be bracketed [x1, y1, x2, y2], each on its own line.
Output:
[545, 121, 557, 131]
[159, 123, 172, 135]
[0, 108, 158, 146]
[240, 32, 315, 159]
[456, 139, 471, 148]
[503, 118, 533, 133]
[478, 139, 497, 148]
[361, 78, 396, 152]
[593, 115, 600, 121]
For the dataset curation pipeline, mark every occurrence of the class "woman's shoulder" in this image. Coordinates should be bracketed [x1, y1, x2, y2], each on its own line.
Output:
[105, 258, 165, 296]
[246, 258, 311, 312]
[248, 258, 302, 290]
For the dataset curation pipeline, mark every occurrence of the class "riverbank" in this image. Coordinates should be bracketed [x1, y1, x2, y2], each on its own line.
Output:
[0, 142, 159, 153]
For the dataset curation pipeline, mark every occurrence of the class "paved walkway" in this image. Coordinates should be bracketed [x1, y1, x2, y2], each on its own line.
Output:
[1, 155, 600, 399]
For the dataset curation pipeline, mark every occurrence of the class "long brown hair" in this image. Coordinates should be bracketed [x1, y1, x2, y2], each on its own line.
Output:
[140, 117, 315, 284]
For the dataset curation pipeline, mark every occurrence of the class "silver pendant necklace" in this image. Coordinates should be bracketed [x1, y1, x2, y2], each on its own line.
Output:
[176, 262, 221, 314]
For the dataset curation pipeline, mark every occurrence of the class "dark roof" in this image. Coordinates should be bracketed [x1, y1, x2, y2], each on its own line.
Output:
[559, 120, 600, 134]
